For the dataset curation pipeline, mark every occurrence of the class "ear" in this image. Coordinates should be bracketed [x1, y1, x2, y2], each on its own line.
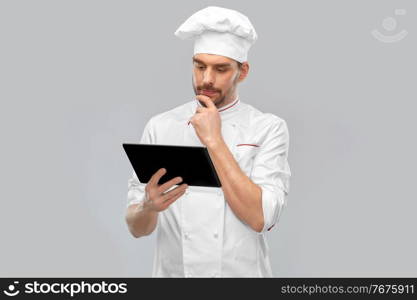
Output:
[237, 62, 249, 82]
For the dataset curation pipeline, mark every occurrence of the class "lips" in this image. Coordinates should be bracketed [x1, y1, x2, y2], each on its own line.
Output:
[200, 90, 218, 97]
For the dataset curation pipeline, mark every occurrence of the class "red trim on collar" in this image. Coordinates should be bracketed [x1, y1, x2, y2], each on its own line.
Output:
[218, 98, 239, 112]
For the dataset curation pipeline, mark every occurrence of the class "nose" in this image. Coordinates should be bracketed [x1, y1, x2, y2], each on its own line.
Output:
[202, 68, 215, 86]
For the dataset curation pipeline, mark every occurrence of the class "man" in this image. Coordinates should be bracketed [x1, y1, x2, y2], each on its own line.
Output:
[125, 6, 291, 277]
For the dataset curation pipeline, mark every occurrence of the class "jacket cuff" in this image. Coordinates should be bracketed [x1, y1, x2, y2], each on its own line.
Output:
[259, 186, 286, 234]
[127, 190, 146, 208]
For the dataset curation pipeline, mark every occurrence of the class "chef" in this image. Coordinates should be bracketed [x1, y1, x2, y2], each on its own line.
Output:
[125, 6, 291, 277]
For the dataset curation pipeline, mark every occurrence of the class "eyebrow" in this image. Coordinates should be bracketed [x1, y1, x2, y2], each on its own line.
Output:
[192, 58, 232, 68]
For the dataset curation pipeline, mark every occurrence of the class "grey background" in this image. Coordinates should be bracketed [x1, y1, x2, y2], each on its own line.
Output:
[0, 0, 415, 277]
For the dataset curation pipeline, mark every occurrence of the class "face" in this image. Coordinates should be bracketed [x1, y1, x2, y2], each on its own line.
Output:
[191, 53, 248, 108]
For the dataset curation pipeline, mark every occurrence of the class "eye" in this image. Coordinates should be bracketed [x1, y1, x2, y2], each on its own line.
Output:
[217, 68, 226, 72]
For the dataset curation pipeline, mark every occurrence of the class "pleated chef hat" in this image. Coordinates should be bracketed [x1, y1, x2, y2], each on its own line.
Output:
[174, 6, 257, 63]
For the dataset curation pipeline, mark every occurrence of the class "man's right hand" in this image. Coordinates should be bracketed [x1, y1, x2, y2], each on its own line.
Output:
[143, 168, 188, 212]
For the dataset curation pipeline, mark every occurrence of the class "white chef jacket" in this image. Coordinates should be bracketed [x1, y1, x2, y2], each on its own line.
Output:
[126, 96, 291, 277]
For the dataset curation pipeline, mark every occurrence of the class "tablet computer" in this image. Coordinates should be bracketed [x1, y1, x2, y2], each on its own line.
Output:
[122, 143, 221, 187]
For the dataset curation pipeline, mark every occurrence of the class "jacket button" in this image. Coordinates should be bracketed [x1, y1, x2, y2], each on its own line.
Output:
[213, 232, 218, 239]
[184, 232, 190, 240]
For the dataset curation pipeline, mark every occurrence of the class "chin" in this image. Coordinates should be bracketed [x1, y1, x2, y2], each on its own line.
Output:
[211, 97, 220, 104]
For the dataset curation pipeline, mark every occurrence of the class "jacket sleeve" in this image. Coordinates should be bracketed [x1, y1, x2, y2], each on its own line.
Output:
[250, 118, 291, 233]
[126, 118, 155, 208]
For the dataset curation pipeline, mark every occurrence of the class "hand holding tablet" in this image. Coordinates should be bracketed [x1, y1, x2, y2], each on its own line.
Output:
[141, 168, 189, 212]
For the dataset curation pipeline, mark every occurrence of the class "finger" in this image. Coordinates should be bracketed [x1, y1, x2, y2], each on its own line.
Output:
[161, 183, 188, 202]
[189, 116, 200, 126]
[196, 95, 216, 109]
[158, 176, 183, 193]
[162, 183, 188, 201]
[149, 168, 166, 186]
[161, 189, 186, 209]
[195, 107, 206, 113]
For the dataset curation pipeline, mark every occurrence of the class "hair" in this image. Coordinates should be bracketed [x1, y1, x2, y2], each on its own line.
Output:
[237, 61, 243, 69]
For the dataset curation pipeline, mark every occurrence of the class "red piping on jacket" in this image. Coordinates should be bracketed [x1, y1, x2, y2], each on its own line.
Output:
[236, 144, 259, 147]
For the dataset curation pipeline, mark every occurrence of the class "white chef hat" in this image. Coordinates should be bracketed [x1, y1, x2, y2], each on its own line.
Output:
[174, 6, 257, 63]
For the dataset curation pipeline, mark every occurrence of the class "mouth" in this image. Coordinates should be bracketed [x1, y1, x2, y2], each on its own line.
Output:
[200, 90, 218, 97]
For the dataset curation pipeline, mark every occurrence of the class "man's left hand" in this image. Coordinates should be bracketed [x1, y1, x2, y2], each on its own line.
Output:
[189, 95, 223, 147]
